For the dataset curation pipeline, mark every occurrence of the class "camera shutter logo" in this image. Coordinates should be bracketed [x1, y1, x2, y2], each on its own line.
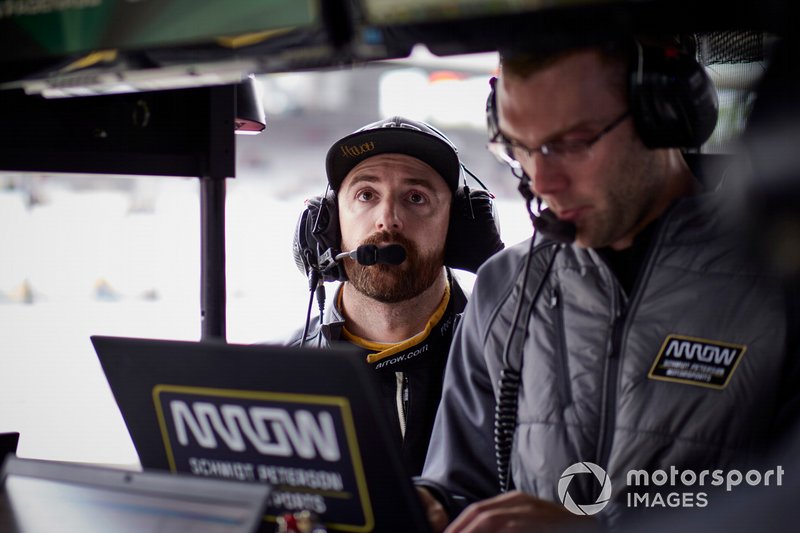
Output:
[558, 462, 612, 515]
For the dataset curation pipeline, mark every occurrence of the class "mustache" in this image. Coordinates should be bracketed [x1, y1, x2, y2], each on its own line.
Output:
[345, 230, 442, 303]
[359, 230, 414, 252]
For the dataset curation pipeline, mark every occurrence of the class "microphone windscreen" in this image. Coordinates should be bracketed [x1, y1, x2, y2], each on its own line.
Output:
[533, 209, 576, 244]
[355, 244, 378, 265]
[376, 244, 406, 265]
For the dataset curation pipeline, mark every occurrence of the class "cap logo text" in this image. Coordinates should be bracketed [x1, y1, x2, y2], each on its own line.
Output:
[340, 141, 375, 158]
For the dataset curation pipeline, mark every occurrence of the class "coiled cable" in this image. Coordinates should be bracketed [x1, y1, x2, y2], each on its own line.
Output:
[494, 237, 559, 492]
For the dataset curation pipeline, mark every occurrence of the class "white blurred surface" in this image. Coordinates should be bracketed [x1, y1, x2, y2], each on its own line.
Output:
[0, 178, 534, 467]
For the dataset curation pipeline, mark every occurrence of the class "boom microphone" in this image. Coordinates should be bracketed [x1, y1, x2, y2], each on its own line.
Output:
[336, 244, 406, 266]
[533, 208, 577, 244]
[514, 179, 576, 244]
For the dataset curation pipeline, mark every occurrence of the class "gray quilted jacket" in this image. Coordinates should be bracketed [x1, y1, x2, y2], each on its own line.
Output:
[420, 193, 799, 526]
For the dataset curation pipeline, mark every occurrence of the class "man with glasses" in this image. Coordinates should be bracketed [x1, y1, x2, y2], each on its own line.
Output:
[415, 37, 800, 532]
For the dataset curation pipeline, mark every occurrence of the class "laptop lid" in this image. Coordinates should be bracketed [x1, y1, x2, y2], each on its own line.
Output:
[0, 455, 269, 533]
[91, 336, 432, 533]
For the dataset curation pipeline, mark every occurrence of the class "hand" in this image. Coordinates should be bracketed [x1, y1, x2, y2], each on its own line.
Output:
[417, 487, 449, 533]
[444, 491, 599, 533]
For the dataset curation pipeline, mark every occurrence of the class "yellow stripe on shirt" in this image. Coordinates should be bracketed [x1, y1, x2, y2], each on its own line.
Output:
[341, 283, 451, 364]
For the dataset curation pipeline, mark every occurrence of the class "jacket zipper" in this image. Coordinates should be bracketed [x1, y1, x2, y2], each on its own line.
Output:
[550, 287, 572, 406]
[595, 220, 666, 467]
[395, 372, 408, 439]
[596, 293, 625, 466]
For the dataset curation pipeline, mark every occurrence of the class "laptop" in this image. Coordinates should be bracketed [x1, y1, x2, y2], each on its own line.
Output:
[91, 336, 432, 533]
[0, 455, 269, 533]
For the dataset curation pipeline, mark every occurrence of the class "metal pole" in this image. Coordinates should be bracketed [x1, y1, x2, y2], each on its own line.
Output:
[199, 85, 236, 341]
[200, 176, 227, 341]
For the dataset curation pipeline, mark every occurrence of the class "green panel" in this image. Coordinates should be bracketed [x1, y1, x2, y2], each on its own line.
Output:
[1, 0, 316, 58]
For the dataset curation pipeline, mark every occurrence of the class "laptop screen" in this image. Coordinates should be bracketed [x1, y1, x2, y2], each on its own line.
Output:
[0, 456, 269, 533]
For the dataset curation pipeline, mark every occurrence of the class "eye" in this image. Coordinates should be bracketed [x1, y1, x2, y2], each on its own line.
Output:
[549, 139, 589, 155]
[556, 130, 599, 149]
[356, 189, 375, 202]
[407, 191, 427, 205]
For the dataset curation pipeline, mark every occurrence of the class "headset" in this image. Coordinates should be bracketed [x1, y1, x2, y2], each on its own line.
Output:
[487, 37, 719, 492]
[292, 182, 502, 283]
[291, 118, 505, 345]
[292, 124, 505, 283]
[486, 38, 719, 243]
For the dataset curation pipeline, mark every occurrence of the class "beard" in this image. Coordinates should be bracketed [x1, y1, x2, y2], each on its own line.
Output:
[344, 230, 444, 304]
[575, 141, 660, 249]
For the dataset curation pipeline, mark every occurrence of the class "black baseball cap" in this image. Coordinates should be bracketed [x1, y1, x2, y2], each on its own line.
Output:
[325, 116, 461, 193]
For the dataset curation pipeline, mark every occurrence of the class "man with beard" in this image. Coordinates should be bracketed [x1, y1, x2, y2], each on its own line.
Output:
[287, 116, 504, 476]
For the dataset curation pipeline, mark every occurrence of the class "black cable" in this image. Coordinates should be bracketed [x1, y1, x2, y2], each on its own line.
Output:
[315, 282, 326, 321]
[462, 164, 491, 191]
[300, 269, 320, 348]
[494, 193, 560, 492]
[494, 242, 558, 492]
[464, 184, 475, 219]
[494, 366, 522, 492]
[494, 237, 535, 493]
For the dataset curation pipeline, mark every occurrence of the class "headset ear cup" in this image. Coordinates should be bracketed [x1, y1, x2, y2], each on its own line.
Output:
[317, 192, 348, 282]
[486, 76, 500, 140]
[630, 43, 719, 148]
[292, 192, 347, 282]
[292, 202, 318, 276]
[444, 187, 504, 273]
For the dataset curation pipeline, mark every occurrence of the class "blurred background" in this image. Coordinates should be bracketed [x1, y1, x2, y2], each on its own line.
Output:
[0, 48, 529, 467]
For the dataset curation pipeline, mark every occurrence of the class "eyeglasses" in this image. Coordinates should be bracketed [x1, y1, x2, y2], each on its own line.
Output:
[487, 110, 631, 169]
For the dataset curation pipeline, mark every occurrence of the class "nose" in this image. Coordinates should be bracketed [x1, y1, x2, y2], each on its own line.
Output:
[375, 197, 403, 232]
[525, 153, 569, 198]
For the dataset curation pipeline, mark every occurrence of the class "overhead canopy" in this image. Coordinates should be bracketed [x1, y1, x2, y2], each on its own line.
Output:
[0, 0, 787, 97]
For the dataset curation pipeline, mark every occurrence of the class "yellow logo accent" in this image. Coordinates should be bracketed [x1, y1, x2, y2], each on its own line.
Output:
[61, 50, 118, 73]
[216, 28, 294, 49]
[340, 141, 375, 158]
